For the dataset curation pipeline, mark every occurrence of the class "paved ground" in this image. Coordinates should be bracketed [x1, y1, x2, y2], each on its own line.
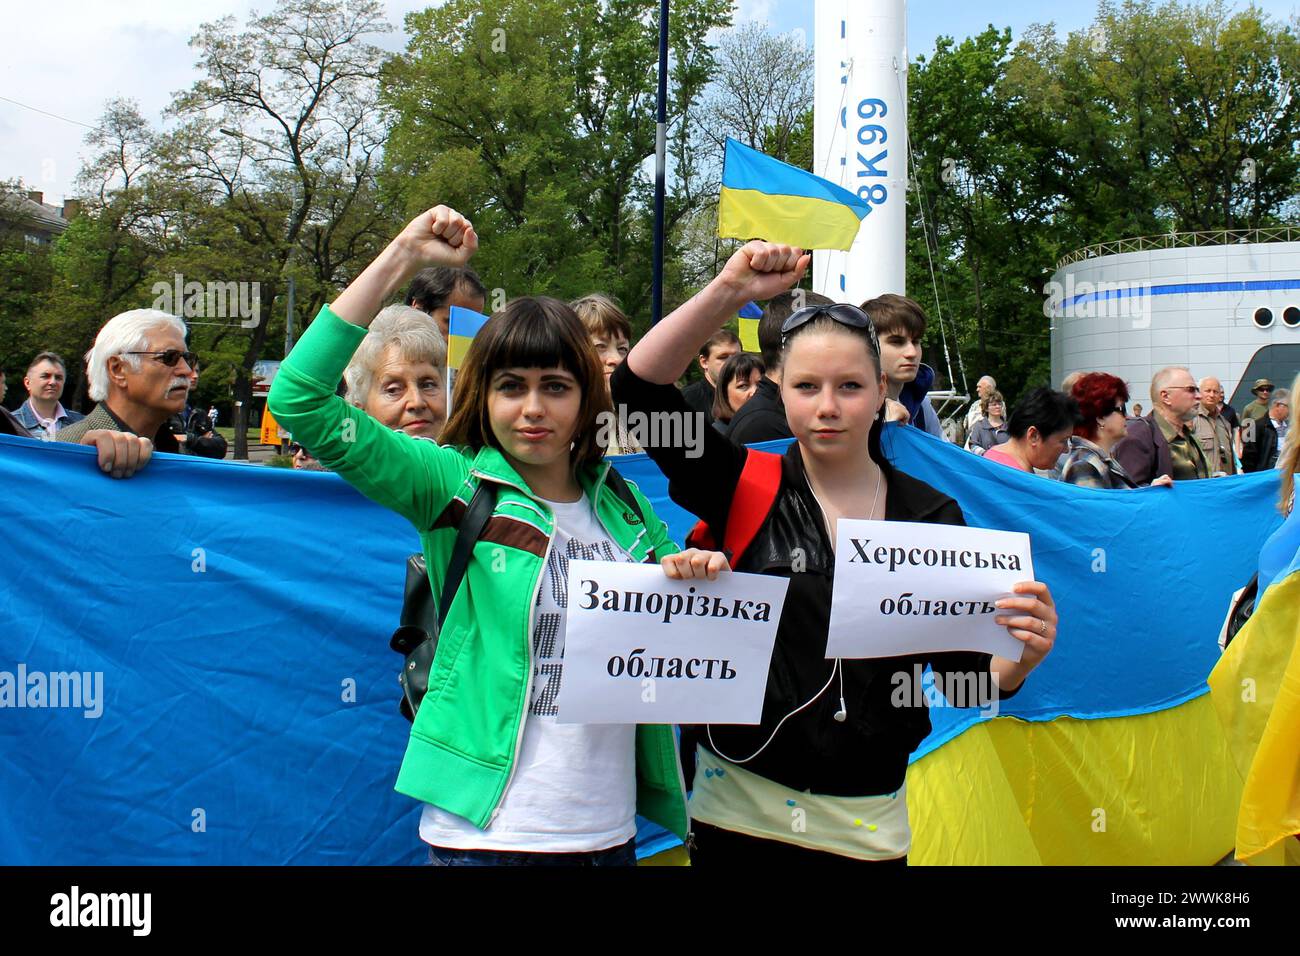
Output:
[224, 444, 281, 464]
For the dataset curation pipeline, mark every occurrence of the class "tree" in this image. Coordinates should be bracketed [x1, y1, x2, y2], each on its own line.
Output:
[697, 22, 813, 167]
[165, 0, 393, 458]
[1012, 0, 1300, 238]
[906, 2, 1300, 406]
[379, 0, 731, 327]
[0, 179, 54, 387]
[26, 102, 163, 408]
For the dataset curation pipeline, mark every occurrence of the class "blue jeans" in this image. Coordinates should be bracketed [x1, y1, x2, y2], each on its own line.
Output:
[426, 838, 638, 867]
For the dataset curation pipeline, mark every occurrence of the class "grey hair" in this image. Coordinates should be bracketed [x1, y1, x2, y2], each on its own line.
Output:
[1150, 366, 1191, 404]
[344, 304, 447, 405]
[1271, 388, 1291, 409]
[86, 309, 189, 402]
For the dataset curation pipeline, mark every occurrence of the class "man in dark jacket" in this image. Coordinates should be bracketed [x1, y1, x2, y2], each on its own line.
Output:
[1113, 366, 1209, 484]
[860, 294, 946, 439]
[681, 329, 740, 425]
[728, 290, 833, 446]
[1242, 389, 1289, 473]
[12, 352, 84, 439]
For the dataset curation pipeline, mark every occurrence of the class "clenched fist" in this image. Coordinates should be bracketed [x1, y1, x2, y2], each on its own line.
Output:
[717, 241, 810, 305]
[395, 205, 479, 270]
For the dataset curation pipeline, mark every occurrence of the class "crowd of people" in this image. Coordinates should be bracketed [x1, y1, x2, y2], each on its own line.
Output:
[2, 201, 1296, 868]
[959, 365, 1296, 500]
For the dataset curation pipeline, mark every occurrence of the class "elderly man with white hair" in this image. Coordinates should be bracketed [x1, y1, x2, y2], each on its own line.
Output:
[964, 375, 997, 432]
[55, 309, 198, 472]
[1113, 365, 1210, 485]
[1193, 376, 1237, 475]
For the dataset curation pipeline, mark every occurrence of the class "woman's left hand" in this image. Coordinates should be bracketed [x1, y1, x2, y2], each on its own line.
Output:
[994, 580, 1057, 669]
[661, 548, 730, 581]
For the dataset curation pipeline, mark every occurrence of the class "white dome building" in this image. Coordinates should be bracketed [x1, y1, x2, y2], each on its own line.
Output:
[1048, 229, 1300, 410]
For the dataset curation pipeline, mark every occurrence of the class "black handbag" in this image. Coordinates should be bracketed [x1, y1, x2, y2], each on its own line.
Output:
[389, 481, 498, 722]
[387, 468, 656, 722]
[1223, 573, 1259, 650]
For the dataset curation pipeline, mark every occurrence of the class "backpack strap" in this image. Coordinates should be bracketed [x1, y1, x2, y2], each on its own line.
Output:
[436, 480, 498, 631]
[604, 467, 659, 563]
[686, 448, 783, 565]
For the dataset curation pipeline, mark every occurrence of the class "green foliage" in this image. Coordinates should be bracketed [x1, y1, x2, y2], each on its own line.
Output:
[908, 1, 1300, 405]
[379, 0, 731, 327]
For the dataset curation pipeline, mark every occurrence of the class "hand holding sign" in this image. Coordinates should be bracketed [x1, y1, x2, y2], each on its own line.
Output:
[556, 560, 787, 725]
[994, 580, 1058, 668]
[661, 547, 731, 581]
[827, 519, 1037, 661]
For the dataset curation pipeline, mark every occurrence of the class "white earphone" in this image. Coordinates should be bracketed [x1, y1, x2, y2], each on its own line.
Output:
[707, 657, 848, 764]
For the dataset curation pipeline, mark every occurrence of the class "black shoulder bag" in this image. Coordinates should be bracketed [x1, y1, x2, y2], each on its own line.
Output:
[389, 481, 498, 722]
[1223, 573, 1259, 650]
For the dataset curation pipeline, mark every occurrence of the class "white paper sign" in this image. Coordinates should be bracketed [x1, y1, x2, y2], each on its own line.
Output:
[555, 560, 789, 725]
[826, 520, 1033, 661]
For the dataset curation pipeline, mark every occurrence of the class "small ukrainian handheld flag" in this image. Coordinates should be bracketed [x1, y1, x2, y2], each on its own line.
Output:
[738, 301, 763, 353]
[718, 138, 870, 251]
[446, 305, 490, 417]
[447, 306, 490, 370]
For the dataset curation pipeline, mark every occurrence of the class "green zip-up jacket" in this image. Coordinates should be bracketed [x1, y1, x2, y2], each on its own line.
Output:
[268, 305, 689, 839]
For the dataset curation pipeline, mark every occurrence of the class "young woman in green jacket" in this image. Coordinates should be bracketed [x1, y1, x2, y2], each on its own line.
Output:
[268, 206, 727, 865]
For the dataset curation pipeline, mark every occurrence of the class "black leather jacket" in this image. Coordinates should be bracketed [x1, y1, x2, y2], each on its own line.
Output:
[611, 362, 1019, 797]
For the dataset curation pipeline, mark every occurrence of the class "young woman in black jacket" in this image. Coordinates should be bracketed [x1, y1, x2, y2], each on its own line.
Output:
[612, 241, 1059, 864]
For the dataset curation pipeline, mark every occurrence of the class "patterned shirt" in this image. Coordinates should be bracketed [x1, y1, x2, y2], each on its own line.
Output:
[1155, 412, 1210, 481]
[1061, 436, 1137, 489]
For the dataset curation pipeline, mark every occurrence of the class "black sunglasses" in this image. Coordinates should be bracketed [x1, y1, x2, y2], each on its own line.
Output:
[780, 304, 879, 351]
[126, 349, 198, 368]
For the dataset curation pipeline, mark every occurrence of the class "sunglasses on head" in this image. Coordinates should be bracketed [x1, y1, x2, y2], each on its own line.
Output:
[780, 304, 879, 351]
[126, 349, 198, 369]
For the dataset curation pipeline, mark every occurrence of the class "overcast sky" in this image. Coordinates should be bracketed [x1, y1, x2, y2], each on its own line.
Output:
[3, 0, 1297, 204]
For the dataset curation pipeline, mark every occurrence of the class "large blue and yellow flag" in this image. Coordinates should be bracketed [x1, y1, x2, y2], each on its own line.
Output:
[0, 426, 1284, 864]
[1209, 511, 1300, 864]
[718, 138, 870, 250]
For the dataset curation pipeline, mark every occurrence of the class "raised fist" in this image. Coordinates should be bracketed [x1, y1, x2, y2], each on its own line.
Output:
[397, 205, 479, 269]
[717, 241, 810, 304]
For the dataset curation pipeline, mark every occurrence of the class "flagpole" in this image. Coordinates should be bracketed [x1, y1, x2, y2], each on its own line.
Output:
[652, 0, 669, 324]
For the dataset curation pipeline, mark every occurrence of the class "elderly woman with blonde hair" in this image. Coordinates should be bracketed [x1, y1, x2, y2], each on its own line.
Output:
[343, 304, 449, 441]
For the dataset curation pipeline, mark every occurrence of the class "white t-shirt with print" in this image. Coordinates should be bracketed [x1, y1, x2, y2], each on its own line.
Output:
[418, 493, 639, 852]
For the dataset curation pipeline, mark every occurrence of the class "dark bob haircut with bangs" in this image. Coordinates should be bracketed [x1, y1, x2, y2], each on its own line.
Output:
[440, 296, 612, 472]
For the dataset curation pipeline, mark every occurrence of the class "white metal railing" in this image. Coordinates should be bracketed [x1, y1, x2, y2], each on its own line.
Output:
[1056, 227, 1300, 270]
